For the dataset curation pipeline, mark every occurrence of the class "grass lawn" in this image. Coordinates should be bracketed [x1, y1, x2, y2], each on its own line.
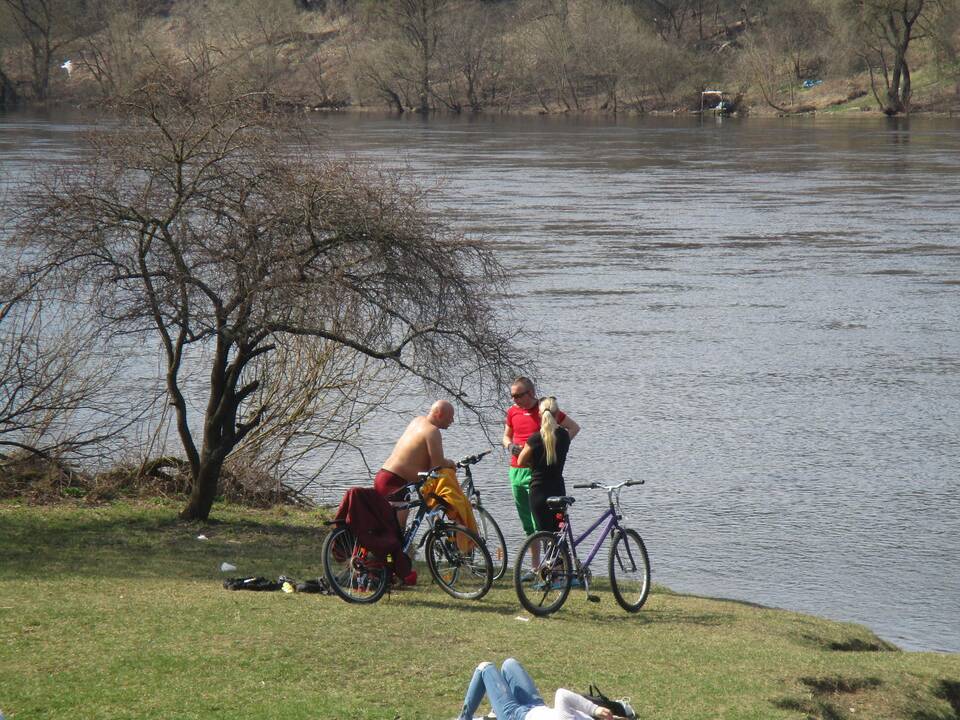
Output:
[1, 500, 958, 719]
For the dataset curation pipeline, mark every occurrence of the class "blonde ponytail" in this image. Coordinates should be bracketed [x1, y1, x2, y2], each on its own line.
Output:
[539, 396, 559, 465]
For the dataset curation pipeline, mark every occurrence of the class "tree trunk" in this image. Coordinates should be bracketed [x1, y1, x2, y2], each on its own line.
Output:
[880, 5, 919, 115]
[386, 88, 404, 113]
[29, 34, 52, 102]
[902, 59, 911, 110]
[887, 48, 905, 114]
[180, 456, 225, 520]
[418, 59, 430, 113]
[566, 69, 581, 111]
[417, 4, 430, 113]
[466, 70, 480, 113]
[177, 335, 239, 521]
[888, 55, 912, 114]
[0, 67, 18, 109]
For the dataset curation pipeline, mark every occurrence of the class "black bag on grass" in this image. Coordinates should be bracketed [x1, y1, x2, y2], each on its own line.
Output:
[295, 578, 333, 594]
[582, 684, 636, 719]
[223, 576, 282, 591]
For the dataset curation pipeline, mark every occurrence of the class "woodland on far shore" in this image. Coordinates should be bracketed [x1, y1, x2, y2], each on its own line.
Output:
[1, 0, 959, 117]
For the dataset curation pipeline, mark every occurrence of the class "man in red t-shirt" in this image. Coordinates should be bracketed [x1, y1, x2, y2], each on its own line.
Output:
[502, 377, 580, 536]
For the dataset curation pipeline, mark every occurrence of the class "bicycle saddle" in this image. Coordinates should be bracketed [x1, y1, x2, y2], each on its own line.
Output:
[545, 496, 575, 509]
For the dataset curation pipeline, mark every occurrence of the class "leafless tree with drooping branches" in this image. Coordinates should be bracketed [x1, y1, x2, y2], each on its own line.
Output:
[0, 251, 146, 464]
[227, 329, 403, 497]
[11, 61, 528, 520]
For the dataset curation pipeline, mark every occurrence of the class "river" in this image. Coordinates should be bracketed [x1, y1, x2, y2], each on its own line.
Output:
[2, 110, 958, 653]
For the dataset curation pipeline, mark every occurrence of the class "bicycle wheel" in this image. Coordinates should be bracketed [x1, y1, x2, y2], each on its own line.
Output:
[473, 504, 508, 581]
[322, 525, 388, 604]
[514, 530, 572, 617]
[425, 524, 493, 600]
[608, 528, 651, 612]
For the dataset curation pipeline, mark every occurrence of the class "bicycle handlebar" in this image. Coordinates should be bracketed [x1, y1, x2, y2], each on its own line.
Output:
[573, 480, 644, 490]
[457, 450, 491, 468]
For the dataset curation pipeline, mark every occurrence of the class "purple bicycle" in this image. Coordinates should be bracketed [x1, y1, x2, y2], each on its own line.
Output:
[513, 479, 650, 616]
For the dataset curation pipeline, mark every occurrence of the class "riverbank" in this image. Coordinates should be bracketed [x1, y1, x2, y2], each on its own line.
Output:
[22, 72, 960, 119]
[1, 500, 957, 719]
[3, 0, 958, 119]
[27, 66, 960, 119]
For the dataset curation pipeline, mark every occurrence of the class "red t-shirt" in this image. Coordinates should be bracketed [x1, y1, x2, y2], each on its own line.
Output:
[506, 403, 567, 468]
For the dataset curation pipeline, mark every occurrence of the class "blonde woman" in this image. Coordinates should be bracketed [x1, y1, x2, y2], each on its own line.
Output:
[517, 396, 571, 532]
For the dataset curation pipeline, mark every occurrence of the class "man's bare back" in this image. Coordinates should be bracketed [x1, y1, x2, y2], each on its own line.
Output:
[382, 400, 456, 483]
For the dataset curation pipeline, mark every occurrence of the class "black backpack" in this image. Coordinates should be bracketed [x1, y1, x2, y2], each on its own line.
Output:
[582, 684, 636, 719]
[222, 576, 282, 591]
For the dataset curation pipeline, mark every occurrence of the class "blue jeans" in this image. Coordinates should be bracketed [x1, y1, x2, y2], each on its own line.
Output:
[459, 658, 545, 720]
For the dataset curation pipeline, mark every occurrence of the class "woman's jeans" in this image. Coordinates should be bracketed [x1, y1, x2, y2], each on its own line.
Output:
[459, 658, 545, 720]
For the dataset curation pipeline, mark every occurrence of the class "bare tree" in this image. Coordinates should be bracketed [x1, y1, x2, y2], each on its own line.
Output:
[633, 0, 696, 40]
[0, 69, 15, 110]
[229, 335, 401, 493]
[516, 0, 583, 111]
[75, 0, 159, 98]
[763, 0, 831, 82]
[13, 64, 526, 520]
[1, 0, 85, 101]
[928, 0, 960, 101]
[348, 31, 417, 112]
[376, 0, 452, 112]
[738, 29, 793, 112]
[182, 0, 301, 102]
[572, 0, 648, 113]
[433, 0, 508, 112]
[1, 5, 21, 108]
[837, 0, 952, 114]
[0, 261, 140, 462]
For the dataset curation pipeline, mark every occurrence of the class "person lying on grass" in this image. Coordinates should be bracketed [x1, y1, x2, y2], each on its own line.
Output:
[456, 658, 621, 720]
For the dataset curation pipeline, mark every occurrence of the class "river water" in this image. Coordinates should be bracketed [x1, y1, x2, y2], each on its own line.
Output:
[2, 111, 958, 653]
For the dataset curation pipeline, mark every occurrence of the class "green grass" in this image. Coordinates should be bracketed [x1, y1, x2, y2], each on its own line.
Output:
[1, 500, 959, 719]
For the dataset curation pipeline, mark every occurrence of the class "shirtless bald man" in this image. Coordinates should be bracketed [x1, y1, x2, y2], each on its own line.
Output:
[374, 400, 457, 515]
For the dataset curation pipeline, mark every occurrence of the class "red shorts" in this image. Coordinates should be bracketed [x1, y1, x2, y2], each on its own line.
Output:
[374, 468, 409, 500]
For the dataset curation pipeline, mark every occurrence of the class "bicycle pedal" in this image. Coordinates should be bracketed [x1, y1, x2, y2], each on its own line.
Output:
[586, 594, 601, 603]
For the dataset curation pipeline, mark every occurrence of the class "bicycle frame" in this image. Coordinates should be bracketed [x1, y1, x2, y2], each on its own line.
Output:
[460, 464, 479, 503]
[565, 509, 617, 571]
[399, 500, 447, 554]
[457, 450, 490, 507]
[559, 480, 640, 578]
[394, 474, 455, 555]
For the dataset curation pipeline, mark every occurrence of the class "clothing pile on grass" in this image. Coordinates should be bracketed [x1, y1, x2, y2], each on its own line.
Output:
[223, 575, 333, 594]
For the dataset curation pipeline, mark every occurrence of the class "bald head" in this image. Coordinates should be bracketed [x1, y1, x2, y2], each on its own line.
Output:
[428, 400, 455, 429]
